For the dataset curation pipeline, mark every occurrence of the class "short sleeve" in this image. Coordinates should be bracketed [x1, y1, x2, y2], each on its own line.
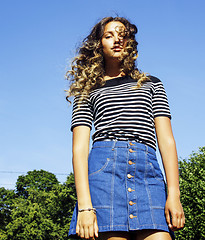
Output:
[152, 77, 171, 119]
[71, 95, 93, 131]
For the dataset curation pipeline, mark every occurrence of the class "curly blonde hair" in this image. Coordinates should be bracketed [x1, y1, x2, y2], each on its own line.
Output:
[65, 17, 149, 101]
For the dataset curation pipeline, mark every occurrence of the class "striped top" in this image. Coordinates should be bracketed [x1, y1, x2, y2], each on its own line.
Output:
[71, 75, 171, 150]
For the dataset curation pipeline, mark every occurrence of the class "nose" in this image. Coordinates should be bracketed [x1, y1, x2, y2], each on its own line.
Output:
[114, 34, 123, 44]
[114, 34, 119, 42]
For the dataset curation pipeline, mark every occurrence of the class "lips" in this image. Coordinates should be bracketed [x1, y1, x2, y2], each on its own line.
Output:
[112, 45, 123, 51]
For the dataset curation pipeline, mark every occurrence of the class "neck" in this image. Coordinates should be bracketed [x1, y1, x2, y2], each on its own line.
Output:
[104, 61, 124, 80]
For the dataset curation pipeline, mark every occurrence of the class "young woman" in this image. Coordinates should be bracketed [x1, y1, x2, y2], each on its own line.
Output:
[66, 17, 185, 240]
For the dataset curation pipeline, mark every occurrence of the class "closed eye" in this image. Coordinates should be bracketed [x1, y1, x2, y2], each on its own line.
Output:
[103, 31, 114, 39]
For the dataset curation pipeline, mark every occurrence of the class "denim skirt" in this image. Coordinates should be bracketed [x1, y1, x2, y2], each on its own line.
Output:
[69, 140, 174, 239]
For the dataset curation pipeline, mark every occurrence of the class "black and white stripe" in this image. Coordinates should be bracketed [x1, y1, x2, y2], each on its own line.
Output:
[71, 76, 171, 150]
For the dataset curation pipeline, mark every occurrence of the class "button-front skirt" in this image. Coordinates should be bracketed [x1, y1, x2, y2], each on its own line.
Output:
[69, 141, 174, 239]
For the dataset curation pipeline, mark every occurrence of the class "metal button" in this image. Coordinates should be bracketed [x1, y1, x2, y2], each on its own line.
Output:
[129, 201, 135, 206]
[128, 160, 134, 165]
[129, 214, 134, 219]
[129, 149, 136, 153]
[127, 174, 133, 179]
[129, 142, 135, 146]
[128, 187, 133, 192]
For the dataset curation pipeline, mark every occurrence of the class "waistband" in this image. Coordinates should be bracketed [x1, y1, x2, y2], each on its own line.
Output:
[92, 140, 156, 155]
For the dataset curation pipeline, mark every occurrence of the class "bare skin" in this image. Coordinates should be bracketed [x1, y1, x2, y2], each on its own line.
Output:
[98, 230, 172, 240]
[101, 21, 127, 80]
[72, 126, 98, 239]
[72, 21, 185, 240]
[155, 117, 185, 231]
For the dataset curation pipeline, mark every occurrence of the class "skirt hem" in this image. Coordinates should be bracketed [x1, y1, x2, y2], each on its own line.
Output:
[69, 226, 174, 239]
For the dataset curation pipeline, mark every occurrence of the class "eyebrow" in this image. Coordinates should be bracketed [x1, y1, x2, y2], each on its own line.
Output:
[103, 31, 114, 35]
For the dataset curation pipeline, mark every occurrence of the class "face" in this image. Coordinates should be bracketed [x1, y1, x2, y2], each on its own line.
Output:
[101, 21, 127, 62]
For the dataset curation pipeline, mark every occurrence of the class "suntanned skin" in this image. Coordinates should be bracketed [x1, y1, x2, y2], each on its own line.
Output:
[155, 117, 185, 232]
[102, 21, 127, 79]
[72, 21, 185, 240]
[72, 126, 98, 239]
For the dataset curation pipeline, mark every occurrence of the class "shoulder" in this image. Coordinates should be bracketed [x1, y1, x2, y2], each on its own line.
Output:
[148, 75, 162, 84]
[147, 76, 166, 91]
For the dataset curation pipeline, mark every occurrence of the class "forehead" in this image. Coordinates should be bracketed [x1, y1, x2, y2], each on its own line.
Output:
[104, 21, 126, 33]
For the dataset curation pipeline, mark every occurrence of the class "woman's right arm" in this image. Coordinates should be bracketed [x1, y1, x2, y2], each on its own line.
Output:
[72, 126, 98, 239]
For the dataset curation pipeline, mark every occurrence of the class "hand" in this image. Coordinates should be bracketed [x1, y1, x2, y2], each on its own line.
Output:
[165, 195, 185, 231]
[76, 210, 98, 239]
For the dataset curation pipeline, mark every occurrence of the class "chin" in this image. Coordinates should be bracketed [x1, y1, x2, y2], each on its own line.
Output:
[104, 54, 123, 63]
[112, 53, 123, 59]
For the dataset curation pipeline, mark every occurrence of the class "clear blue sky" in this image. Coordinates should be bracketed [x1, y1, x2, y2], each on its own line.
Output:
[0, 0, 204, 189]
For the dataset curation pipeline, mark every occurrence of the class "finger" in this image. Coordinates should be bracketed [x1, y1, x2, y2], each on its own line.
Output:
[182, 212, 185, 227]
[179, 217, 183, 229]
[177, 215, 181, 229]
[171, 212, 178, 230]
[76, 224, 80, 235]
[79, 227, 85, 239]
[94, 219, 99, 238]
[84, 227, 89, 239]
[165, 209, 172, 229]
[175, 211, 184, 230]
[89, 225, 94, 239]
[180, 212, 185, 229]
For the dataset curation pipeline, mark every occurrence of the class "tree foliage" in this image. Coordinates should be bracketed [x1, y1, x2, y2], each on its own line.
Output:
[175, 147, 205, 240]
[16, 170, 59, 198]
[0, 147, 204, 239]
[0, 188, 16, 238]
[0, 170, 76, 240]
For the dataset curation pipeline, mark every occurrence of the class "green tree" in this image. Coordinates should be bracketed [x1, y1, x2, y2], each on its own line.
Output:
[0, 188, 16, 239]
[5, 190, 60, 239]
[0, 170, 76, 239]
[16, 169, 59, 198]
[175, 147, 205, 240]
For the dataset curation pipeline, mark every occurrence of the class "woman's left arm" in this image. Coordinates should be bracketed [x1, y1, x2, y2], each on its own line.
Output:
[155, 116, 185, 231]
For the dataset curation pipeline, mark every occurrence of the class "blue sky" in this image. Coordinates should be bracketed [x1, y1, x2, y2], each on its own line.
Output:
[0, 0, 204, 189]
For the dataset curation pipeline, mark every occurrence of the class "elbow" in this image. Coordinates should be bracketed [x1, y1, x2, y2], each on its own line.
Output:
[73, 144, 84, 153]
[158, 136, 176, 151]
[72, 140, 90, 161]
[166, 136, 176, 146]
[73, 144, 89, 157]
